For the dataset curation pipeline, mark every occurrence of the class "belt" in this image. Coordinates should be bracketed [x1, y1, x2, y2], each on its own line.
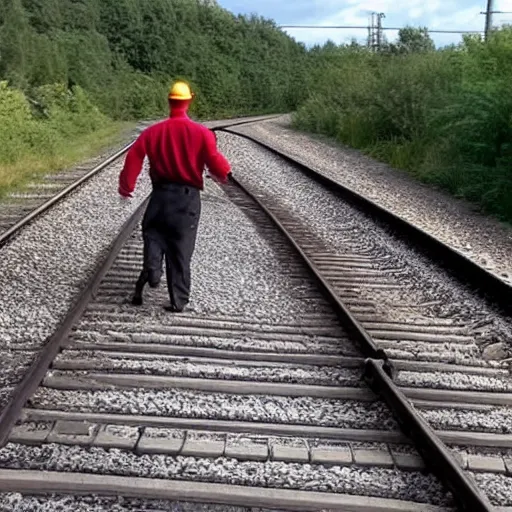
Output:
[152, 181, 199, 194]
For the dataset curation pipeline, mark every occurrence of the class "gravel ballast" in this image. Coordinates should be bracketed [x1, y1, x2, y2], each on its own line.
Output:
[104, 180, 338, 321]
[422, 406, 512, 434]
[473, 473, 512, 506]
[28, 388, 396, 430]
[397, 370, 512, 392]
[0, 158, 151, 410]
[62, 178, 357, 367]
[0, 495, 284, 512]
[0, 117, 288, 413]
[217, 131, 512, 365]
[0, 159, 150, 351]
[230, 117, 512, 285]
[0, 120, 491, 510]
[0, 444, 452, 506]
[0, 118, 343, 412]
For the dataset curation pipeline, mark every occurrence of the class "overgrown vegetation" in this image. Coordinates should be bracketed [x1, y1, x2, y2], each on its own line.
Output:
[0, 0, 307, 191]
[295, 27, 512, 223]
[0, 81, 131, 194]
[1, 0, 511, 223]
[0, 0, 307, 120]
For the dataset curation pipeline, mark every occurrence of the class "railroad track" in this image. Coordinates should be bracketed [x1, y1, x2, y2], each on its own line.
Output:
[0, 118, 510, 511]
[219, 127, 512, 315]
[0, 115, 279, 249]
[0, 175, 457, 512]
[218, 128, 512, 509]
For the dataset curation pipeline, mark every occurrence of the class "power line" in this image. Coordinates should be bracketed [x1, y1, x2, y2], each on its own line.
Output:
[281, 3, 512, 42]
[280, 25, 484, 34]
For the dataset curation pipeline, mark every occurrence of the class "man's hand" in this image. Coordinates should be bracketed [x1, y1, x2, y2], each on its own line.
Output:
[118, 185, 133, 199]
[118, 187, 133, 206]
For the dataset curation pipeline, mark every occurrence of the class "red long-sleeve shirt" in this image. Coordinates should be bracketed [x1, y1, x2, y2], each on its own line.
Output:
[118, 110, 231, 196]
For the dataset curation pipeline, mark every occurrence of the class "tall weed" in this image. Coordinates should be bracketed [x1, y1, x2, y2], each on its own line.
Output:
[0, 81, 119, 192]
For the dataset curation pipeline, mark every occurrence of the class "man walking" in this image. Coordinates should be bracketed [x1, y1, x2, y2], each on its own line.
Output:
[118, 81, 231, 312]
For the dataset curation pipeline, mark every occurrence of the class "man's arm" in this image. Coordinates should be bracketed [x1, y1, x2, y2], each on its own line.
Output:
[118, 132, 147, 197]
[203, 129, 231, 183]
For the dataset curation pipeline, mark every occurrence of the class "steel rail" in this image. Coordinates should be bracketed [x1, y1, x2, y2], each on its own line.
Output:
[0, 118, 495, 510]
[224, 174, 390, 369]
[0, 115, 280, 445]
[0, 196, 149, 447]
[218, 128, 512, 316]
[0, 115, 281, 250]
[365, 359, 494, 512]
[225, 172, 494, 512]
[0, 143, 135, 249]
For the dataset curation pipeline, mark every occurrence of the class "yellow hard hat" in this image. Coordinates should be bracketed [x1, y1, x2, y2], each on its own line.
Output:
[168, 81, 193, 101]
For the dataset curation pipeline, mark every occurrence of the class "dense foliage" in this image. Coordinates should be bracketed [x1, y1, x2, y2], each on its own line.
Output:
[0, 78, 129, 193]
[0, 0, 307, 191]
[295, 27, 512, 222]
[0, 0, 510, 223]
[0, 0, 307, 119]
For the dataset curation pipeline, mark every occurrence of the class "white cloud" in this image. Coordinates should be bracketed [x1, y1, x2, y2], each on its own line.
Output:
[495, 0, 512, 25]
[496, 0, 512, 9]
[283, 0, 497, 47]
[227, 0, 512, 48]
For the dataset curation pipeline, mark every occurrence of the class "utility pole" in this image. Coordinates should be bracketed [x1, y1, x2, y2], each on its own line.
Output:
[368, 16, 372, 49]
[480, 2, 512, 40]
[485, 0, 494, 40]
[377, 13, 385, 50]
[368, 12, 385, 51]
[368, 13, 375, 49]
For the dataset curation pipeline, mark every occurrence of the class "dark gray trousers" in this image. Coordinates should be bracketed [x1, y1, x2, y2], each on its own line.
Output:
[134, 183, 201, 309]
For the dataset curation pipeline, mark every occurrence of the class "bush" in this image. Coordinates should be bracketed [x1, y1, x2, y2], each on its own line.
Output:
[0, 80, 117, 191]
[0, 80, 57, 164]
[294, 28, 512, 223]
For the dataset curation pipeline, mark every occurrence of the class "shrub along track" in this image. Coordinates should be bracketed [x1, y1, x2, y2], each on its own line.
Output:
[0, 127, 508, 511]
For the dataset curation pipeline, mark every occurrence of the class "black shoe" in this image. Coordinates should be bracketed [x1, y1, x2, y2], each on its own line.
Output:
[132, 295, 143, 306]
[163, 304, 184, 313]
[133, 282, 145, 299]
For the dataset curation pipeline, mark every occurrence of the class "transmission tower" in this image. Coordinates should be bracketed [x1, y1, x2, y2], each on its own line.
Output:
[368, 12, 385, 51]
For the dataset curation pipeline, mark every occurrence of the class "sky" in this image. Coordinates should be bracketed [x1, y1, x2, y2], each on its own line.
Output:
[217, 0, 512, 48]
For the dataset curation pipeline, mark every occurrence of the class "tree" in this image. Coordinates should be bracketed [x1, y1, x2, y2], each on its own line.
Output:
[0, 0, 32, 86]
[0, 0, 311, 119]
[387, 26, 435, 54]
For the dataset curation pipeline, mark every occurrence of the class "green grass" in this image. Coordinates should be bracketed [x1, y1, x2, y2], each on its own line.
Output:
[0, 121, 135, 197]
[0, 82, 136, 198]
